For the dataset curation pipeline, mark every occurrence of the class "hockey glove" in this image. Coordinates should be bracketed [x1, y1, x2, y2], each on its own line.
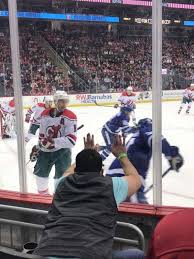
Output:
[114, 104, 119, 109]
[40, 137, 55, 149]
[132, 118, 137, 126]
[167, 146, 183, 172]
[30, 145, 40, 162]
[131, 126, 139, 133]
[168, 154, 184, 172]
[122, 126, 138, 138]
[25, 115, 30, 123]
[167, 146, 184, 172]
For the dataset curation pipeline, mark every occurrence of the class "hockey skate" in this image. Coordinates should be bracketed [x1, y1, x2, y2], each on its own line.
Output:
[137, 191, 148, 204]
[2, 134, 11, 139]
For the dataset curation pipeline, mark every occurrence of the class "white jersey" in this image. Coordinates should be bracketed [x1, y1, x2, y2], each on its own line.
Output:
[39, 108, 77, 152]
[26, 103, 46, 125]
[118, 91, 136, 106]
[1, 99, 15, 115]
[183, 88, 194, 100]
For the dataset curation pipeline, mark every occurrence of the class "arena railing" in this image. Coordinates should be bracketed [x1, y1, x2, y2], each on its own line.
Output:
[0, 204, 145, 252]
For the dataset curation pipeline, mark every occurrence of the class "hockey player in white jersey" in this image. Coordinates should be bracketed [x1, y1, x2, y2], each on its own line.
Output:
[0, 98, 16, 138]
[25, 97, 53, 143]
[30, 91, 77, 195]
[178, 84, 194, 114]
[114, 86, 137, 124]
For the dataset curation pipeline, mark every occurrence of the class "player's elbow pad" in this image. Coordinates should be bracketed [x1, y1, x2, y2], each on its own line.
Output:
[67, 134, 77, 145]
[54, 134, 77, 149]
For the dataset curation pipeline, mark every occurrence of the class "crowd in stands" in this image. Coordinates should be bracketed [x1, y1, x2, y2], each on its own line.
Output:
[44, 30, 152, 92]
[0, 31, 69, 96]
[1, 27, 194, 96]
[44, 29, 194, 92]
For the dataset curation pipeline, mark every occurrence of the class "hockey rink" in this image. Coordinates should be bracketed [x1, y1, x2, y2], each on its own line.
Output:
[0, 100, 194, 207]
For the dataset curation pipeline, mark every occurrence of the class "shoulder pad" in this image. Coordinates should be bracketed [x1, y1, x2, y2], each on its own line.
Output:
[41, 109, 50, 117]
[37, 103, 45, 108]
[122, 91, 128, 96]
[63, 109, 77, 120]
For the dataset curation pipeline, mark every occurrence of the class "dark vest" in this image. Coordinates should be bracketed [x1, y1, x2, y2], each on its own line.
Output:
[34, 172, 118, 259]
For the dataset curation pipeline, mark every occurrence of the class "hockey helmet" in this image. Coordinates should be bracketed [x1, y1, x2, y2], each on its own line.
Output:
[121, 103, 134, 113]
[9, 98, 15, 107]
[44, 96, 53, 104]
[44, 96, 53, 102]
[190, 83, 194, 89]
[44, 96, 53, 108]
[138, 118, 152, 128]
[53, 91, 69, 103]
[127, 86, 133, 91]
[126, 86, 133, 94]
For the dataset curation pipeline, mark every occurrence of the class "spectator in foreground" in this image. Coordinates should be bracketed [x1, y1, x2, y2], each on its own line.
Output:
[34, 134, 144, 259]
[147, 208, 194, 259]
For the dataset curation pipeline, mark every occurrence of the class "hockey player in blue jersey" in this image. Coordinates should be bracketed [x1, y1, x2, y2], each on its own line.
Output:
[107, 118, 184, 204]
[100, 103, 136, 161]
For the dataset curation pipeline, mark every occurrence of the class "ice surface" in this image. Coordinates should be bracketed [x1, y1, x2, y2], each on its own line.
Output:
[0, 101, 194, 207]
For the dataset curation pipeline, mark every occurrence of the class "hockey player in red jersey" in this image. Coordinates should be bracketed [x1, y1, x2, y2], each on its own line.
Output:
[178, 83, 194, 114]
[0, 98, 16, 138]
[118, 86, 136, 104]
[115, 86, 137, 124]
[30, 91, 77, 195]
[25, 97, 53, 143]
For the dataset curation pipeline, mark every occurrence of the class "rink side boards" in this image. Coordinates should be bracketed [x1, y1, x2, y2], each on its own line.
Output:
[0, 189, 188, 249]
[0, 90, 183, 109]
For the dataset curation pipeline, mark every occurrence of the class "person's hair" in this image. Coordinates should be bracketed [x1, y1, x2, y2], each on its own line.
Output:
[75, 149, 103, 173]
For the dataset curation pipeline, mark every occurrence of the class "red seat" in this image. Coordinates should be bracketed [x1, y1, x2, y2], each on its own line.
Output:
[147, 208, 194, 259]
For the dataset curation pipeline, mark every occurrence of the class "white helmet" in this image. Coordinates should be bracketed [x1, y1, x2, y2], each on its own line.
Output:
[44, 96, 53, 103]
[53, 91, 69, 103]
[127, 86, 133, 92]
[190, 83, 194, 89]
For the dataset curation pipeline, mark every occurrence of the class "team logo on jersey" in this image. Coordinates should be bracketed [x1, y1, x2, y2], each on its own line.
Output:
[46, 125, 62, 138]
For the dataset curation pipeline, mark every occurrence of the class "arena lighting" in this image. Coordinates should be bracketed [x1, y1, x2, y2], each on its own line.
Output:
[123, 17, 131, 21]
[0, 10, 119, 23]
[72, 0, 194, 10]
[174, 20, 181, 24]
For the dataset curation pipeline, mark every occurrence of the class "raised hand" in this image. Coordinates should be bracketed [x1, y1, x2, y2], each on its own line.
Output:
[111, 135, 127, 158]
[84, 133, 100, 151]
[84, 133, 95, 149]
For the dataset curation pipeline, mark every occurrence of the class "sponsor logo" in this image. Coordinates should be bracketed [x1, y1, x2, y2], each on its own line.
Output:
[163, 90, 183, 97]
[138, 91, 152, 100]
[75, 94, 112, 103]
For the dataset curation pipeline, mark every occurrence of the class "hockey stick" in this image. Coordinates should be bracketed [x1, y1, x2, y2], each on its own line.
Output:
[77, 124, 84, 130]
[94, 100, 117, 108]
[144, 167, 172, 194]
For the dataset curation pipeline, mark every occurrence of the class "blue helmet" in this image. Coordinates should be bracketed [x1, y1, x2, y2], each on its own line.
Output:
[120, 104, 134, 113]
[138, 118, 152, 129]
